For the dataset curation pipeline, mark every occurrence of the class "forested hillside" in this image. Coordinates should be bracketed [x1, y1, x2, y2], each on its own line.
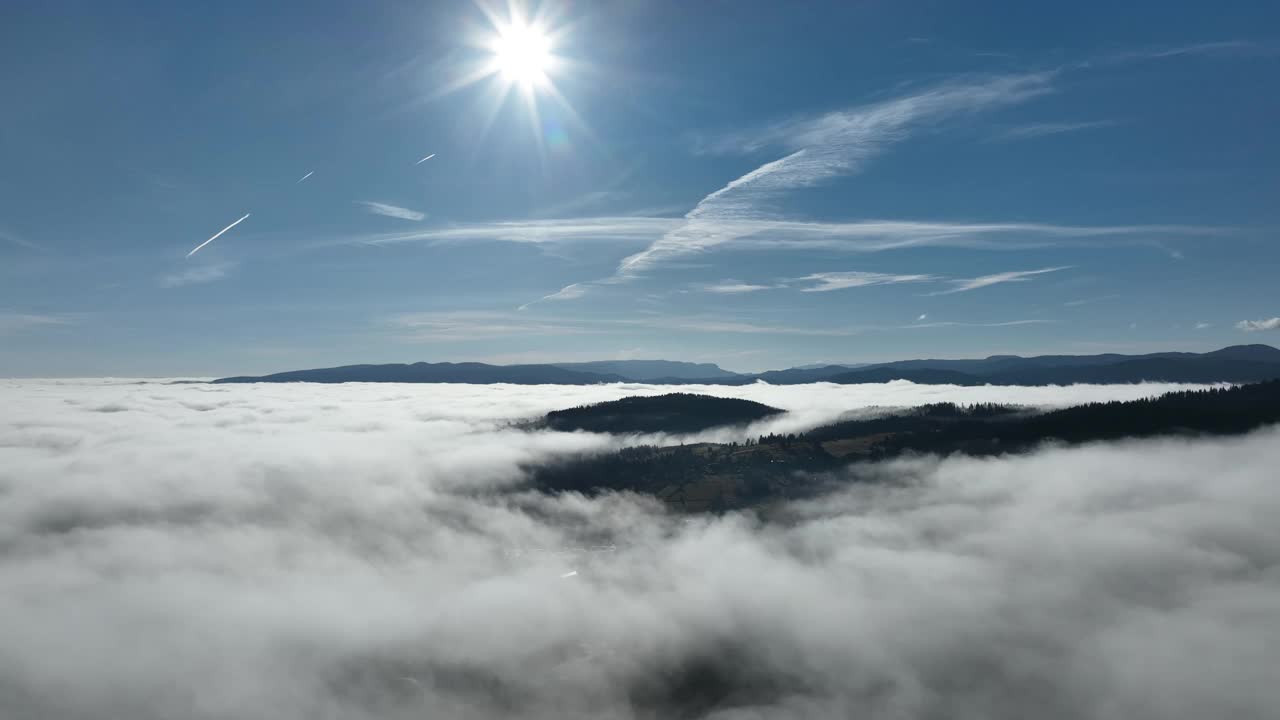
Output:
[542, 393, 783, 434]
[531, 381, 1280, 511]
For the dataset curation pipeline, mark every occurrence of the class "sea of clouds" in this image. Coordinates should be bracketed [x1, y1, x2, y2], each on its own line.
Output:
[2, 378, 1278, 719]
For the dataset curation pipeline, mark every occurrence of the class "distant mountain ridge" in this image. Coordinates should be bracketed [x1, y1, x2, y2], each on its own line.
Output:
[211, 344, 1280, 386]
[817, 344, 1280, 386]
[213, 362, 625, 385]
[551, 360, 739, 381]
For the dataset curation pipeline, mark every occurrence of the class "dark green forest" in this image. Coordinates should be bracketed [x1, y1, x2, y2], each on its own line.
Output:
[530, 381, 1280, 512]
[861, 381, 1280, 458]
[541, 393, 783, 434]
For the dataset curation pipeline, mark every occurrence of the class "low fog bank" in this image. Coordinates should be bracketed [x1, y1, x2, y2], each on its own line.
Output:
[2, 379, 1277, 719]
[2, 376, 1221, 445]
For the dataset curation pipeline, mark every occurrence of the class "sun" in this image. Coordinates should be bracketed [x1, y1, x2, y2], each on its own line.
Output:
[438, 4, 588, 148]
[489, 20, 553, 88]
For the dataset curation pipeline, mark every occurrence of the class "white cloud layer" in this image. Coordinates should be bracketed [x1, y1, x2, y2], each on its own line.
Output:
[2, 379, 1276, 719]
[1236, 317, 1280, 332]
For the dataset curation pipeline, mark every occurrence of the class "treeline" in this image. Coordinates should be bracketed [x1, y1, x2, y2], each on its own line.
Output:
[858, 381, 1280, 458]
[528, 440, 834, 510]
[794, 402, 1024, 443]
[527, 382, 1280, 512]
[542, 393, 783, 434]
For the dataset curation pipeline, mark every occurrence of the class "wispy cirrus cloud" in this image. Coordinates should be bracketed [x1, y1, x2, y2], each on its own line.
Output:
[530, 190, 636, 219]
[697, 266, 1070, 297]
[793, 271, 937, 292]
[356, 216, 678, 248]
[387, 310, 854, 340]
[359, 216, 1219, 255]
[1064, 294, 1122, 307]
[1236, 317, 1280, 332]
[385, 309, 1049, 342]
[991, 119, 1118, 142]
[159, 262, 236, 288]
[930, 266, 1072, 295]
[696, 73, 1052, 159]
[517, 283, 592, 311]
[616, 314, 1054, 337]
[0, 227, 44, 251]
[615, 315, 880, 338]
[512, 73, 1054, 308]
[519, 43, 1263, 308]
[699, 280, 778, 294]
[1142, 40, 1256, 57]
[1089, 40, 1265, 66]
[722, 219, 1219, 253]
[670, 317, 1051, 335]
[694, 265, 1079, 297]
[615, 73, 1055, 277]
[357, 201, 426, 221]
[388, 311, 602, 342]
[0, 311, 73, 335]
[906, 319, 1050, 329]
[636, 318, 857, 337]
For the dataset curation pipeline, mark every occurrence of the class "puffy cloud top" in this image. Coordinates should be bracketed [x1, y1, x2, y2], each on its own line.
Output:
[1, 379, 1278, 719]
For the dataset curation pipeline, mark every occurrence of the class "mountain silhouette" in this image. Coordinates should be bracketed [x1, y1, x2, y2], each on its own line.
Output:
[213, 362, 624, 385]
[211, 345, 1280, 386]
[551, 360, 740, 381]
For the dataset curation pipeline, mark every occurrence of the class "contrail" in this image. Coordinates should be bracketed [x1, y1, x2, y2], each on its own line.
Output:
[296, 171, 314, 183]
[187, 213, 250, 258]
[416, 153, 436, 165]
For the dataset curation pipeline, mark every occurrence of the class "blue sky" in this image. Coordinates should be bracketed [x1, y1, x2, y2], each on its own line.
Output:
[2, 0, 1278, 376]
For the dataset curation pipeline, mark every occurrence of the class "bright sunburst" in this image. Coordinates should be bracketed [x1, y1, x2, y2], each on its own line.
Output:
[438, 2, 591, 151]
[489, 20, 553, 88]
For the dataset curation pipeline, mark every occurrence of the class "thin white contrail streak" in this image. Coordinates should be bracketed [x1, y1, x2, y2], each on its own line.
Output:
[416, 153, 436, 165]
[296, 171, 314, 183]
[187, 213, 250, 258]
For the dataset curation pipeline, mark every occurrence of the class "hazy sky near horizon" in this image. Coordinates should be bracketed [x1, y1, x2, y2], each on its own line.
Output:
[2, 0, 1278, 376]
